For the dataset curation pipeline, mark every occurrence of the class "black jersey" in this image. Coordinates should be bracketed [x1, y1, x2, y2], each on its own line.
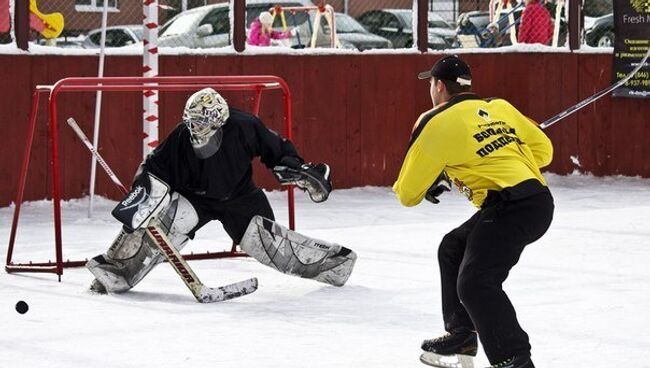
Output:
[142, 108, 301, 201]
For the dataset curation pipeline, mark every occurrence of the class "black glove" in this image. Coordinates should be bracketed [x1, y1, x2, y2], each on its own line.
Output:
[273, 157, 332, 203]
[272, 156, 303, 184]
[425, 171, 452, 204]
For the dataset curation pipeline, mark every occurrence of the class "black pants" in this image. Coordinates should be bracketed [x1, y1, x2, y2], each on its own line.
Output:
[185, 188, 275, 244]
[438, 181, 554, 364]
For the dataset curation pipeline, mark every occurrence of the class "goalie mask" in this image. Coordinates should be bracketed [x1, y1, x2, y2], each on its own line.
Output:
[183, 88, 230, 159]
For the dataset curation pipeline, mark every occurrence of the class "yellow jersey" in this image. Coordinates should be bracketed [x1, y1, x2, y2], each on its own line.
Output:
[393, 93, 553, 208]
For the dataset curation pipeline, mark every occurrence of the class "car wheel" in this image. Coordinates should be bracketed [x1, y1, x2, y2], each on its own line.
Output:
[597, 30, 614, 48]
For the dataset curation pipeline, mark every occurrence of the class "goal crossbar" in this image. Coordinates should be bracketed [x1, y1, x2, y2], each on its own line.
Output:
[5, 76, 296, 280]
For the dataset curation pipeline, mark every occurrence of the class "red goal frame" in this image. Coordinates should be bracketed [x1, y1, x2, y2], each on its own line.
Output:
[5, 75, 296, 280]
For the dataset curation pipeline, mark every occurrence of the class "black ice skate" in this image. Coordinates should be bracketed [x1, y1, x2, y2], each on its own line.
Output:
[483, 355, 534, 368]
[419, 330, 477, 368]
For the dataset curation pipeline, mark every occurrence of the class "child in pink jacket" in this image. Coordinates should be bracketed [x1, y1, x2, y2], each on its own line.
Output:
[247, 11, 292, 47]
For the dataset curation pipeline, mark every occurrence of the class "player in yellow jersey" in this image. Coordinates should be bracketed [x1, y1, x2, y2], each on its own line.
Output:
[394, 56, 554, 368]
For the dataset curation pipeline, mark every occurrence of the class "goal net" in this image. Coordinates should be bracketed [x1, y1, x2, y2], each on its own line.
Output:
[5, 75, 296, 280]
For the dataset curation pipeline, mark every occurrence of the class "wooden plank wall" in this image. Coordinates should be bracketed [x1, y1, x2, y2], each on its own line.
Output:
[0, 53, 646, 207]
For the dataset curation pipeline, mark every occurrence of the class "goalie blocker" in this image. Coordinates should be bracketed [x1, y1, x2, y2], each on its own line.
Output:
[111, 172, 171, 232]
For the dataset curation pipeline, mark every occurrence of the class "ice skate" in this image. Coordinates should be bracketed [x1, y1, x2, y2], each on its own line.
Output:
[419, 330, 477, 368]
[483, 355, 534, 368]
[89, 278, 107, 294]
[420, 353, 475, 368]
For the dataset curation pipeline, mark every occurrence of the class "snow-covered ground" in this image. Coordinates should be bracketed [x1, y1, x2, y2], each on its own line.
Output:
[1, 174, 649, 368]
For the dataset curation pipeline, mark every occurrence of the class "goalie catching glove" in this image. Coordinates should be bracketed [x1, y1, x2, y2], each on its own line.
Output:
[273, 157, 332, 203]
[425, 171, 452, 204]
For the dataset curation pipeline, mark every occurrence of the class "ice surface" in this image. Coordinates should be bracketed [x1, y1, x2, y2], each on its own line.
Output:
[1, 173, 649, 368]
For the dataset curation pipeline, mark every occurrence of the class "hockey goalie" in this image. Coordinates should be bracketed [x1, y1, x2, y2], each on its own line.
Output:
[86, 88, 357, 297]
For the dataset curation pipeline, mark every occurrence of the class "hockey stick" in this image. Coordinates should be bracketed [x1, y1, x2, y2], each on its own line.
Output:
[66, 117, 129, 194]
[540, 47, 650, 129]
[145, 224, 258, 302]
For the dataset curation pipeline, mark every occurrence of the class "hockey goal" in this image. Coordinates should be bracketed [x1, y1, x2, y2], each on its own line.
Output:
[5, 75, 296, 280]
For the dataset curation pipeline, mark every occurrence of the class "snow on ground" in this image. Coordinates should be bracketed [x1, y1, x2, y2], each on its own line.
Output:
[1, 173, 649, 368]
[1, 42, 604, 56]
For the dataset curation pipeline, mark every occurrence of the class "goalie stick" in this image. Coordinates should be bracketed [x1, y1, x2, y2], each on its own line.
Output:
[144, 225, 258, 303]
[68, 117, 258, 302]
[66, 118, 129, 194]
[540, 47, 650, 129]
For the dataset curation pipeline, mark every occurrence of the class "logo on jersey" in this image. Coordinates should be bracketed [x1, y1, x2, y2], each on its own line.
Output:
[453, 178, 474, 201]
[477, 109, 490, 121]
[473, 122, 523, 158]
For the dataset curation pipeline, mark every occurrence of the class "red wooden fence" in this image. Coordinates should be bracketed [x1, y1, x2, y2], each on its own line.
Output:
[0, 53, 646, 207]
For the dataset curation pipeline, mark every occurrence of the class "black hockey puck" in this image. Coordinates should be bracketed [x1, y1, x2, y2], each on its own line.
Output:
[15, 301, 29, 314]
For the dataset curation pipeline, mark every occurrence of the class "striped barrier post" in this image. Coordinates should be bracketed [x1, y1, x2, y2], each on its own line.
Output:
[143, 0, 159, 158]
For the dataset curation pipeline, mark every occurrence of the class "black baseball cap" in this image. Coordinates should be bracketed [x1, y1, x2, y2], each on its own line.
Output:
[417, 55, 472, 87]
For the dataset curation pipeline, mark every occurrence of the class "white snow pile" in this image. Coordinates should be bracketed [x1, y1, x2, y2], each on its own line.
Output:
[1, 173, 648, 368]
[0, 41, 610, 56]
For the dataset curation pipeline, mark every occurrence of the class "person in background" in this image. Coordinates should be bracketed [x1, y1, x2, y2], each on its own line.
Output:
[247, 11, 293, 47]
[518, 0, 554, 45]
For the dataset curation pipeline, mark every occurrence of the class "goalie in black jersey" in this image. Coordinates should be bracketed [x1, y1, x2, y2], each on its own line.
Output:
[87, 88, 356, 294]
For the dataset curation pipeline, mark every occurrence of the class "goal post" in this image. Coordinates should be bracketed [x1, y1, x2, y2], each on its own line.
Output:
[5, 75, 296, 280]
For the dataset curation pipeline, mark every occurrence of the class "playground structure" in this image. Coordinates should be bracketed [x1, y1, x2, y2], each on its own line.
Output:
[269, 4, 340, 49]
[0, 0, 64, 39]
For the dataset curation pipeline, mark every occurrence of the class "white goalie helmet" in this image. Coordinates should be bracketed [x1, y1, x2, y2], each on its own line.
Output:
[182, 88, 230, 158]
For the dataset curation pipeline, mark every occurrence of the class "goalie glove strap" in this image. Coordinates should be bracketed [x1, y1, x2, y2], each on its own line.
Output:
[278, 155, 304, 169]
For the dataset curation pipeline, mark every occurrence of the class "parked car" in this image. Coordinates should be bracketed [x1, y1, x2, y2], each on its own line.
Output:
[356, 9, 456, 49]
[456, 8, 521, 48]
[158, 4, 230, 48]
[158, 0, 337, 49]
[583, 0, 612, 19]
[456, 10, 499, 47]
[585, 13, 613, 47]
[329, 13, 392, 50]
[82, 25, 143, 48]
[37, 35, 85, 48]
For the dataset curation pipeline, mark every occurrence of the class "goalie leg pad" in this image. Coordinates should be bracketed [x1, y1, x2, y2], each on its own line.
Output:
[86, 235, 157, 293]
[87, 192, 199, 293]
[240, 216, 357, 287]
